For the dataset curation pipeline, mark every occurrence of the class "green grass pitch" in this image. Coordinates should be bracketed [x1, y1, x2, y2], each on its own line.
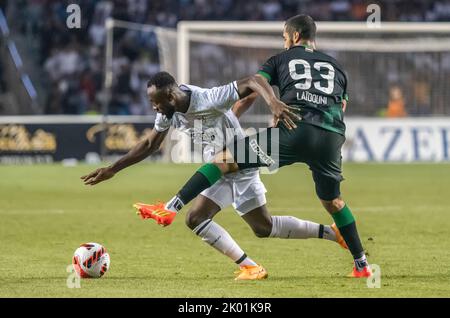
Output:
[0, 163, 449, 297]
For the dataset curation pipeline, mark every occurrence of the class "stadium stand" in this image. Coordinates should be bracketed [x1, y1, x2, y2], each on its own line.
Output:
[1, 0, 450, 116]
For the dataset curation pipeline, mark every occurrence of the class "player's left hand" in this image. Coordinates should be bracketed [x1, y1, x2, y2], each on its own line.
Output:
[342, 99, 347, 112]
[81, 167, 115, 186]
[270, 99, 300, 130]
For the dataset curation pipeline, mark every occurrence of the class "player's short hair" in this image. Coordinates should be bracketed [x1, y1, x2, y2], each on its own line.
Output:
[147, 71, 177, 90]
[285, 14, 316, 41]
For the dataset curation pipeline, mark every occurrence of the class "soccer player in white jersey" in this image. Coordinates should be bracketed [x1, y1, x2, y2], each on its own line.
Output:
[81, 72, 347, 280]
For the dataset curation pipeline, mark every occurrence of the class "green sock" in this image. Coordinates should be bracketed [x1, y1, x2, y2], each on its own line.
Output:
[197, 163, 223, 185]
[332, 204, 355, 228]
[332, 205, 366, 261]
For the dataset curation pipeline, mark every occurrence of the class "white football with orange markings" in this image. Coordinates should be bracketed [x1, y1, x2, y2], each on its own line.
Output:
[72, 242, 110, 278]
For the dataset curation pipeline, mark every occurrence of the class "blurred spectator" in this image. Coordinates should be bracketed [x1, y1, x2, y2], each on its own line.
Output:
[386, 85, 407, 118]
[411, 81, 432, 116]
[330, 0, 352, 21]
[88, 2, 112, 47]
[351, 0, 368, 20]
[0, 0, 8, 12]
[3, 0, 450, 116]
[260, 0, 283, 20]
[61, 77, 88, 114]
[79, 70, 97, 105]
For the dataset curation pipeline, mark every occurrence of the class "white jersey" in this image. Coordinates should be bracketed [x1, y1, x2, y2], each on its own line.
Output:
[154, 81, 257, 180]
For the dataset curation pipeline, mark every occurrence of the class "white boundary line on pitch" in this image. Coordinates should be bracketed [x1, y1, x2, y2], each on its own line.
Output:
[0, 209, 65, 215]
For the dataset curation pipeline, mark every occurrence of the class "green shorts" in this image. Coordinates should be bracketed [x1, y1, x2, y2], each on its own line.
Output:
[229, 122, 345, 201]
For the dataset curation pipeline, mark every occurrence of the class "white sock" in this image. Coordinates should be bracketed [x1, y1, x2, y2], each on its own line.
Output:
[193, 219, 257, 267]
[270, 216, 336, 242]
[354, 254, 369, 271]
[322, 225, 337, 242]
[239, 257, 257, 267]
[165, 195, 184, 213]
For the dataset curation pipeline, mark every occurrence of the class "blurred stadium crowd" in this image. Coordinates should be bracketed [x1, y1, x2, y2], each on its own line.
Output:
[1, 0, 450, 116]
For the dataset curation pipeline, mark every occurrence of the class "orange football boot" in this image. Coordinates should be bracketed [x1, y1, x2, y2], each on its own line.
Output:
[234, 265, 268, 281]
[330, 223, 349, 250]
[348, 265, 373, 278]
[133, 202, 176, 226]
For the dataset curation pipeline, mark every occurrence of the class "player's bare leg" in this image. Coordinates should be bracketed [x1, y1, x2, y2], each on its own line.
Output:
[185, 195, 267, 281]
[320, 197, 372, 278]
[241, 205, 347, 249]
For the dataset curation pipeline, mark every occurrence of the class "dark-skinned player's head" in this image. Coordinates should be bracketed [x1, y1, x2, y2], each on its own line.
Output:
[283, 14, 316, 50]
[147, 71, 179, 118]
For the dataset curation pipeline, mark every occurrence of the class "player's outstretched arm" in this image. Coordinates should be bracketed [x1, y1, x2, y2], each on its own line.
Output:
[236, 74, 299, 129]
[232, 92, 258, 118]
[81, 129, 168, 186]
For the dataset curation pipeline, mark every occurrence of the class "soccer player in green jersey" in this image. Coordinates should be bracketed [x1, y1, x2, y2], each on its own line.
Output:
[132, 14, 372, 278]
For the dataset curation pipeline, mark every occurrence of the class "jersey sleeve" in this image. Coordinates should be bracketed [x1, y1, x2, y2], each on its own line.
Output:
[154, 112, 172, 132]
[342, 71, 349, 102]
[195, 81, 240, 112]
[258, 55, 279, 86]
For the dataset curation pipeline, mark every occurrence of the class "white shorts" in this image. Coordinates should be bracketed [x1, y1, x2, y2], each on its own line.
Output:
[200, 170, 267, 216]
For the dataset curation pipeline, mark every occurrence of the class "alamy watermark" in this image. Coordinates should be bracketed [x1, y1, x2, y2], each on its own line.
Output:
[66, 4, 81, 29]
[366, 264, 381, 288]
[168, 120, 280, 174]
[367, 4, 381, 28]
[66, 264, 81, 288]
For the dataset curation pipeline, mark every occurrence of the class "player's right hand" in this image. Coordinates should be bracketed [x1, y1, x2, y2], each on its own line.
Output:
[81, 167, 115, 186]
[270, 99, 300, 130]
